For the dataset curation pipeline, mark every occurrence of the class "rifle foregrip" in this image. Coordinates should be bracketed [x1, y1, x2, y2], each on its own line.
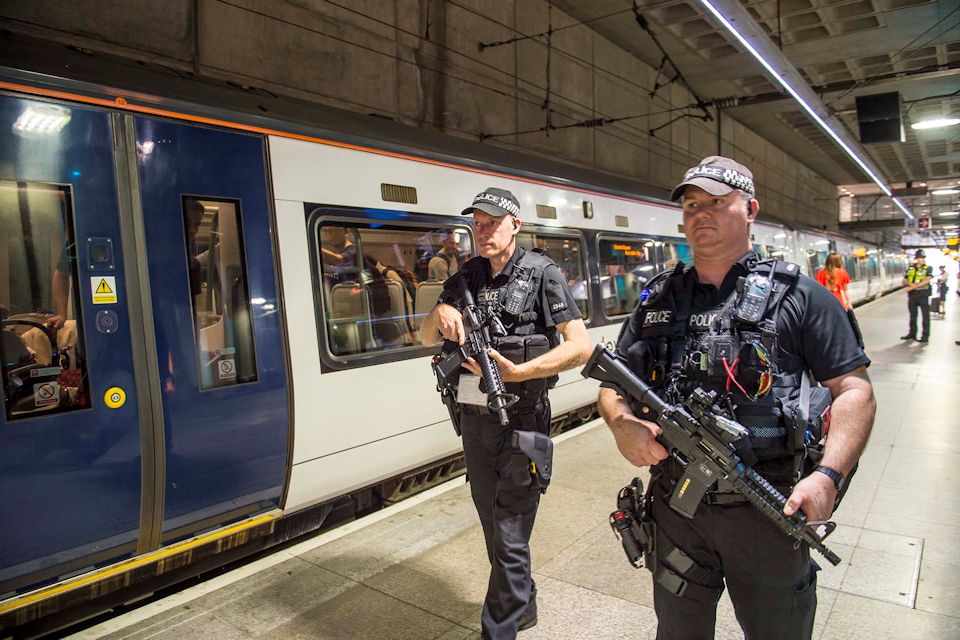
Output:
[733, 466, 841, 566]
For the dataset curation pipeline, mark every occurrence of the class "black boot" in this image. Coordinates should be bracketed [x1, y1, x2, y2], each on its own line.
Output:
[900, 334, 915, 340]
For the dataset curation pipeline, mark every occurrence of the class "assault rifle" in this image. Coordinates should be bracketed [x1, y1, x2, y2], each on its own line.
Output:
[432, 282, 518, 427]
[583, 345, 841, 566]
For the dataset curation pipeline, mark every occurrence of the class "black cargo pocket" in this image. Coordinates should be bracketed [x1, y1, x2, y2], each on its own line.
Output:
[789, 560, 819, 632]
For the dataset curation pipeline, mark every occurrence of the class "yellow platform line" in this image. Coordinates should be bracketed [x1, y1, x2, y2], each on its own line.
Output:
[0, 512, 279, 614]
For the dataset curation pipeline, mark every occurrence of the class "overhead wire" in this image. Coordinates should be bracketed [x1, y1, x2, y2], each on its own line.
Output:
[221, 0, 689, 153]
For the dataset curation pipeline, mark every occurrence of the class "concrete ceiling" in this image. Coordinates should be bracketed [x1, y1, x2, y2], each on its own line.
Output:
[550, 0, 960, 189]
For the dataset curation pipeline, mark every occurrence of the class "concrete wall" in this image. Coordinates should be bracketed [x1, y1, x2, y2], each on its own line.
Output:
[1, 0, 838, 227]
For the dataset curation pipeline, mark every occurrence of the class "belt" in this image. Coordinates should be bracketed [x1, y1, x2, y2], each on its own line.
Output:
[458, 393, 546, 417]
[654, 466, 791, 507]
[702, 491, 747, 505]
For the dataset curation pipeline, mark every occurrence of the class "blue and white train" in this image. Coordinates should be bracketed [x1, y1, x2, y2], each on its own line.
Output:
[0, 65, 906, 635]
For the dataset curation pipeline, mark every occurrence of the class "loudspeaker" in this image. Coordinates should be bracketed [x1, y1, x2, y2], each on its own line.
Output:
[855, 92, 904, 144]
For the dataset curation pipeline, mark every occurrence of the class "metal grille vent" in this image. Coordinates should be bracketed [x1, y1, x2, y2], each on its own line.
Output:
[615, 215, 629, 228]
[536, 204, 557, 219]
[381, 183, 418, 204]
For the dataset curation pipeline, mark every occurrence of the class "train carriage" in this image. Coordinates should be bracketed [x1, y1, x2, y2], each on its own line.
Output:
[0, 67, 904, 636]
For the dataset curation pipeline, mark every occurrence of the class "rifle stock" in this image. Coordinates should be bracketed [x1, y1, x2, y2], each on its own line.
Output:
[583, 344, 841, 566]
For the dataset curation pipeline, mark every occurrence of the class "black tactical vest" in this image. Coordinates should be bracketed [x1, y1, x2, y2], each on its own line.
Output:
[626, 258, 805, 478]
[460, 248, 560, 396]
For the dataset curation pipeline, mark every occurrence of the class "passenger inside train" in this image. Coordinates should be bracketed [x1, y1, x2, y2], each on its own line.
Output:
[0, 181, 88, 419]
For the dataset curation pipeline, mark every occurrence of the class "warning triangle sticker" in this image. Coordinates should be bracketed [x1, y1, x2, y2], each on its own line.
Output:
[96, 279, 113, 294]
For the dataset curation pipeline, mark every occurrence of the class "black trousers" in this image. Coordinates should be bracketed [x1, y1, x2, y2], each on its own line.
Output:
[650, 477, 818, 640]
[460, 397, 550, 640]
[907, 293, 930, 338]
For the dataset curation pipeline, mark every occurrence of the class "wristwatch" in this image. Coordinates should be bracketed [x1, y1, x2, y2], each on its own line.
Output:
[814, 465, 845, 492]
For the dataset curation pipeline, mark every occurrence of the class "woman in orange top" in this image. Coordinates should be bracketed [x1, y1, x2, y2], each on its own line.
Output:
[815, 252, 852, 310]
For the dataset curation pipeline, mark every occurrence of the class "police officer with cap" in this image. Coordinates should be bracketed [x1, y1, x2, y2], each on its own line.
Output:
[598, 157, 877, 639]
[421, 187, 591, 640]
[901, 249, 933, 342]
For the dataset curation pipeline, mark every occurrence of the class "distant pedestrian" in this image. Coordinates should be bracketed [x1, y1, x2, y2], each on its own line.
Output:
[816, 252, 852, 310]
[901, 249, 933, 343]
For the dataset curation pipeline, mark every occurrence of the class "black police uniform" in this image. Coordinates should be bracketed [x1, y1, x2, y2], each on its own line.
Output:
[903, 263, 933, 340]
[615, 251, 869, 640]
[437, 245, 580, 640]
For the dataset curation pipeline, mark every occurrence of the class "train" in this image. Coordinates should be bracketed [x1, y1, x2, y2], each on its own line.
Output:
[0, 63, 908, 636]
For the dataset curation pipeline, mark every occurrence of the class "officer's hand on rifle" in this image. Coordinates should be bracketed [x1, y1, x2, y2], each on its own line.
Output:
[462, 349, 524, 382]
[433, 303, 466, 345]
[783, 471, 837, 522]
[609, 412, 669, 467]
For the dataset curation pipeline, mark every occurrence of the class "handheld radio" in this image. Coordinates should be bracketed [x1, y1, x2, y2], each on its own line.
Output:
[735, 273, 772, 324]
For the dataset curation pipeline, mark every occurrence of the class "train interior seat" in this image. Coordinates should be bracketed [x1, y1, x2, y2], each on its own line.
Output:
[330, 281, 374, 354]
[414, 281, 444, 331]
[371, 279, 411, 347]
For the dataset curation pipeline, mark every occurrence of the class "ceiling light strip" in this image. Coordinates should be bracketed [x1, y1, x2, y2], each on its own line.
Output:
[697, 0, 914, 219]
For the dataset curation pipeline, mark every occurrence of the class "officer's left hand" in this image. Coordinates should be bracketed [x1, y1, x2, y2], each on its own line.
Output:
[462, 349, 526, 382]
[783, 472, 837, 522]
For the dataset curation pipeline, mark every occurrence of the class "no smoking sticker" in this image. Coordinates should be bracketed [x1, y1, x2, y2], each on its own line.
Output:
[34, 382, 59, 407]
[218, 358, 236, 380]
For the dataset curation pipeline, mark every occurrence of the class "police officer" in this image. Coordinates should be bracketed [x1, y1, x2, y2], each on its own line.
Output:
[901, 249, 933, 342]
[421, 187, 591, 640]
[598, 157, 877, 640]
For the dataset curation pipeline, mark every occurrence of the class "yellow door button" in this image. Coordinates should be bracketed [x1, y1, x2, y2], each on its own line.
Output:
[104, 386, 126, 409]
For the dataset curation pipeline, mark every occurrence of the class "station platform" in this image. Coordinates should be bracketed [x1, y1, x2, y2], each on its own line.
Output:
[73, 289, 960, 640]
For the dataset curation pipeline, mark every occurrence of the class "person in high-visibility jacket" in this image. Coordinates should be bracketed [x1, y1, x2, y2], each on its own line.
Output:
[902, 249, 934, 343]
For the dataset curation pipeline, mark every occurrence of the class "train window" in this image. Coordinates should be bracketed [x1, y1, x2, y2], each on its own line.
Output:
[0, 181, 91, 420]
[315, 217, 472, 357]
[843, 256, 859, 280]
[806, 246, 828, 275]
[182, 197, 257, 390]
[517, 231, 589, 319]
[664, 241, 692, 270]
[598, 236, 658, 318]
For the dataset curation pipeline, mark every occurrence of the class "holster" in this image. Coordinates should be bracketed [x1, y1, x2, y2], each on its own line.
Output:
[441, 385, 462, 436]
[510, 430, 553, 493]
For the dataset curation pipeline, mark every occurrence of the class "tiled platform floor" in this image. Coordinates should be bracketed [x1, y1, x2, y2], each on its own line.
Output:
[76, 289, 960, 640]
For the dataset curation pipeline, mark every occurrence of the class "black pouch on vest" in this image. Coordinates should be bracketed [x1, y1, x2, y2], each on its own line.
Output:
[494, 335, 526, 364]
[626, 341, 653, 379]
[511, 430, 553, 493]
[524, 334, 550, 361]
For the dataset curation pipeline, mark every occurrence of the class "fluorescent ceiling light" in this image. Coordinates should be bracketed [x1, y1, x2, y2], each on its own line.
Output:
[938, 211, 959, 217]
[697, 0, 913, 219]
[932, 189, 959, 196]
[12, 104, 71, 136]
[942, 224, 959, 229]
[911, 118, 960, 130]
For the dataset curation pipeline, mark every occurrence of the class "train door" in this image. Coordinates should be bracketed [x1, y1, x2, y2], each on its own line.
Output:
[0, 96, 143, 592]
[132, 117, 289, 542]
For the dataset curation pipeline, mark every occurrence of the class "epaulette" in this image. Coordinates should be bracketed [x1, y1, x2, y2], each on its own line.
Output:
[640, 261, 686, 308]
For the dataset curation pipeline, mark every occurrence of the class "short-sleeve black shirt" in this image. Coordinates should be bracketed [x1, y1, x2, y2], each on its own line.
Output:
[616, 251, 869, 383]
[438, 245, 581, 340]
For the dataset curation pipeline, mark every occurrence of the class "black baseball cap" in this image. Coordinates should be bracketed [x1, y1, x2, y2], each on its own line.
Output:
[671, 156, 756, 201]
[915, 249, 926, 259]
[461, 187, 521, 217]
